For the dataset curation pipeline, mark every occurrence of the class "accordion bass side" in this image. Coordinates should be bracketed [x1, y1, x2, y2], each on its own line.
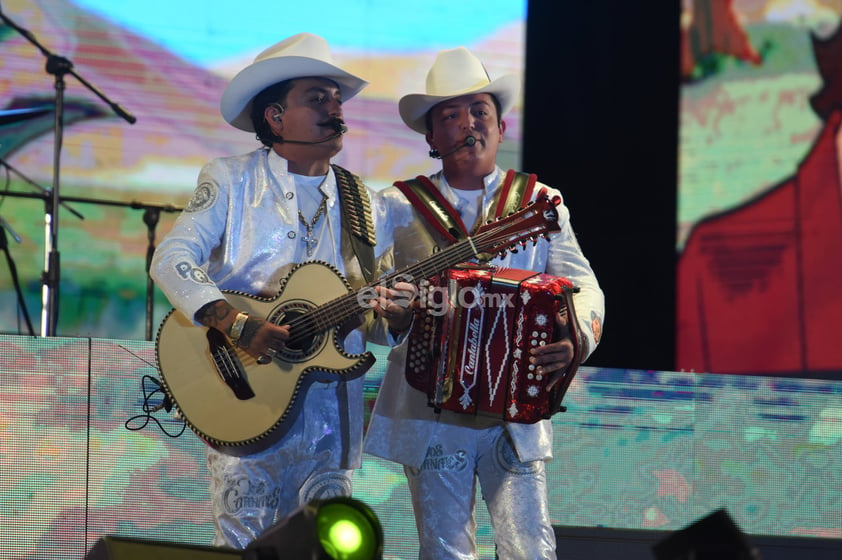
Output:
[404, 265, 585, 423]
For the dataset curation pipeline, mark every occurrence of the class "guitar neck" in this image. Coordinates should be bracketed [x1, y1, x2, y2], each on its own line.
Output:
[285, 193, 559, 345]
[287, 235, 483, 345]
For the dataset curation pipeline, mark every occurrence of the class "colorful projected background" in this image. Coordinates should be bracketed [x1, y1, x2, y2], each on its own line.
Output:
[677, 0, 842, 377]
[1, 334, 840, 559]
[4, 2, 840, 555]
[0, 0, 525, 339]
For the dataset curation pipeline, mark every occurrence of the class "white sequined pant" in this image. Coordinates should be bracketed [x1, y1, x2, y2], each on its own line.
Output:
[206, 382, 356, 549]
[404, 423, 557, 559]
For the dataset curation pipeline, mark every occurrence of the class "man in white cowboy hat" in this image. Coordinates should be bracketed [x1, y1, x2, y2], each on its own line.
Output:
[364, 47, 605, 558]
[150, 32, 406, 549]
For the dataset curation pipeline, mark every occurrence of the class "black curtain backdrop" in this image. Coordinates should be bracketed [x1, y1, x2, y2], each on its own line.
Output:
[524, 1, 681, 371]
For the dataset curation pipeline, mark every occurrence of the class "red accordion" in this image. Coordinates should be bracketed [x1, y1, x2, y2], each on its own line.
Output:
[405, 265, 585, 423]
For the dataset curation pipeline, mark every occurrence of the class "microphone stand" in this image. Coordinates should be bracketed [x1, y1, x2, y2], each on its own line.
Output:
[0, 214, 35, 336]
[0, 190, 181, 340]
[0, 8, 136, 337]
[142, 206, 162, 341]
[0, 156, 85, 221]
[0, 157, 81, 337]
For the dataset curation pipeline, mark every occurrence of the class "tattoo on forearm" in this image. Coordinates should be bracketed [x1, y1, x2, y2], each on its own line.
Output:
[237, 317, 264, 349]
[195, 300, 233, 329]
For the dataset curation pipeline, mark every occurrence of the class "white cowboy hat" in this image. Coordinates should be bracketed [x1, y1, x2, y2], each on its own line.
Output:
[398, 47, 520, 134]
[221, 32, 368, 132]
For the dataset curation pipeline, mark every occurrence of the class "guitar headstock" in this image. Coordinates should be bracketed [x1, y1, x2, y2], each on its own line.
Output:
[471, 190, 561, 257]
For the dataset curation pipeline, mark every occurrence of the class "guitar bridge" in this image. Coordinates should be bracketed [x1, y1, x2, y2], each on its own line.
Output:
[207, 329, 255, 400]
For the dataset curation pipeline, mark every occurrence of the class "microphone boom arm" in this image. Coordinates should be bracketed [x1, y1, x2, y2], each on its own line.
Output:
[431, 135, 476, 159]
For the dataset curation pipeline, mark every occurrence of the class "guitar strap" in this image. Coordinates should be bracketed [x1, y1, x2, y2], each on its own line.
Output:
[332, 164, 377, 285]
[394, 170, 537, 243]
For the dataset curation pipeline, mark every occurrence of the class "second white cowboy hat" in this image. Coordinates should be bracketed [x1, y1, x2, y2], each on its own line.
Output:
[399, 47, 520, 134]
[221, 32, 368, 132]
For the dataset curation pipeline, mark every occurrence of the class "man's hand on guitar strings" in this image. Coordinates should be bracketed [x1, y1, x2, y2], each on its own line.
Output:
[238, 316, 290, 364]
[531, 312, 575, 391]
[370, 281, 417, 333]
[194, 299, 289, 365]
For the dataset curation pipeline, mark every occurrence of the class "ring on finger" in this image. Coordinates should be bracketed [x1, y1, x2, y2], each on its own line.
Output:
[265, 347, 278, 358]
[256, 354, 271, 365]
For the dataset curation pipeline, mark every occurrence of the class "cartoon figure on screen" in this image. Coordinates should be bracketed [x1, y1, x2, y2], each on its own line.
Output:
[677, 21, 842, 376]
[364, 47, 605, 559]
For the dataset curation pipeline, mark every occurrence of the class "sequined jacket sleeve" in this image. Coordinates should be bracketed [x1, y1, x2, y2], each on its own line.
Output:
[152, 149, 308, 323]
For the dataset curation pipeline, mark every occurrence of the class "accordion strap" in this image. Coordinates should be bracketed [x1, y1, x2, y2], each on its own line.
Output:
[394, 175, 468, 243]
[394, 170, 537, 242]
[493, 170, 538, 219]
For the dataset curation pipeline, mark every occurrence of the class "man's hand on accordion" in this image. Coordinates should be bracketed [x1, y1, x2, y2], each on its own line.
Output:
[531, 312, 575, 391]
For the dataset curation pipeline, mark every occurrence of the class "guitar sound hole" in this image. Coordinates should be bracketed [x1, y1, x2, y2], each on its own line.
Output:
[268, 302, 326, 363]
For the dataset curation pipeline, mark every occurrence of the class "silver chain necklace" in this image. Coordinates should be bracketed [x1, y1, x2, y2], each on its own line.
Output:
[298, 176, 329, 257]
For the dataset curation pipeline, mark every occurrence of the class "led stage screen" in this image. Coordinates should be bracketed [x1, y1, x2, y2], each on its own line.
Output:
[678, 0, 842, 378]
[1, 335, 839, 559]
[0, 0, 526, 339]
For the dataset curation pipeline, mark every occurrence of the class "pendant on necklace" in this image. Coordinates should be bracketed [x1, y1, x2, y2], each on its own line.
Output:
[301, 226, 318, 257]
[298, 194, 328, 257]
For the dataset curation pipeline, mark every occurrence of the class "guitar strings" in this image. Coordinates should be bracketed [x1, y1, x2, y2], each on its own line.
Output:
[282, 236, 478, 342]
[283, 216, 545, 342]
[284, 209, 549, 341]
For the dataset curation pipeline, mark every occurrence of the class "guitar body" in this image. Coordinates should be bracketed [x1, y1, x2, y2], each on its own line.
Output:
[155, 261, 373, 456]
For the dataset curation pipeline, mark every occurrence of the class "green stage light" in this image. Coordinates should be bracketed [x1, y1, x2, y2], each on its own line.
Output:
[245, 496, 383, 560]
[317, 499, 381, 560]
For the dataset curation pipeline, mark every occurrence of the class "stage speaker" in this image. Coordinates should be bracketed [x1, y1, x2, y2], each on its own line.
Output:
[652, 509, 760, 560]
[554, 525, 668, 559]
[85, 536, 244, 560]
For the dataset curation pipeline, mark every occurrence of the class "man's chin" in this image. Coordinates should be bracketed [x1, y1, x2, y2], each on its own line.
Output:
[453, 155, 496, 174]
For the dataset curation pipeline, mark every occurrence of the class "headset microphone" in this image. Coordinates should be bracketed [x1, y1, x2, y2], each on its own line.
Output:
[429, 135, 476, 159]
